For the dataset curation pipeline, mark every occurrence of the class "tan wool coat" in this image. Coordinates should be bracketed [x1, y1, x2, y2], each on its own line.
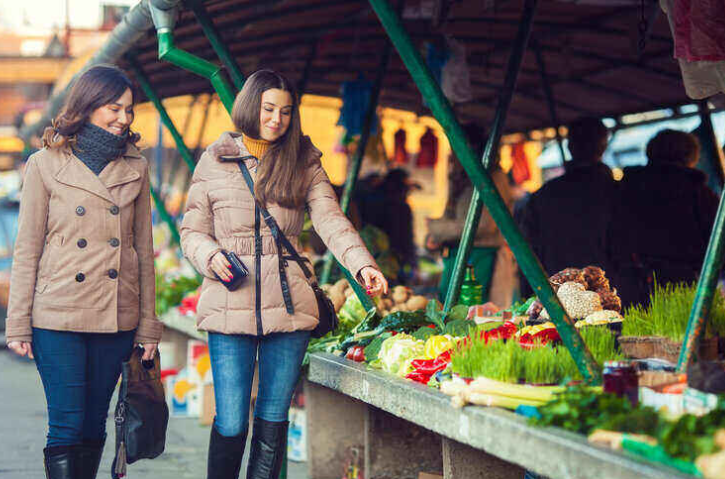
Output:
[180, 132, 377, 335]
[5, 145, 162, 344]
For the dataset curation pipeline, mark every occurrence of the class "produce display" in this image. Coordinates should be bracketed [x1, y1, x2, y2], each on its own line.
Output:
[152, 249, 725, 479]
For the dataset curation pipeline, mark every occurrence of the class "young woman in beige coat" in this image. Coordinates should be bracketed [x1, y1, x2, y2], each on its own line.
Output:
[6, 65, 162, 479]
[181, 70, 388, 479]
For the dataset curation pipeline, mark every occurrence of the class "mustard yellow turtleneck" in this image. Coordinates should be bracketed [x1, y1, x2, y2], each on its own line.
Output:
[242, 134, 271, 159]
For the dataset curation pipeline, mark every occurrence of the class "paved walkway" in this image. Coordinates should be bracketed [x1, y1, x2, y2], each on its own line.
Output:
[0, 339, 307, 479]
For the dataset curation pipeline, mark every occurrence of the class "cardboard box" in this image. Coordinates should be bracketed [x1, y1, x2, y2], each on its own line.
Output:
[418, 474, 443, 479]
[166, 367, 201, 417]
[287, 408, 307, 462]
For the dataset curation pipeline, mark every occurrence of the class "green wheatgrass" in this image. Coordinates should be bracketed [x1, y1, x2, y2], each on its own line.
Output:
[623, 281, 725, 341]
[451, 326, 624, 384]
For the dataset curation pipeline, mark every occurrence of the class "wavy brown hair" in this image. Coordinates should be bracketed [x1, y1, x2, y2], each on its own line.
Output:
[231, 70, 305, 208]
[42, 64, 140, 150]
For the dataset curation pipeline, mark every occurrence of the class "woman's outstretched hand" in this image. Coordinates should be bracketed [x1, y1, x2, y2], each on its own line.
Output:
[359, 266, 388, 297]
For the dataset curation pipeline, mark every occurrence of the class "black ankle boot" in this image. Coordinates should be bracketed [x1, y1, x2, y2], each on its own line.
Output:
[44, 446, 77, 479]
[77, 437, 105, 479]
[246, 418, 288, 479]
[207, 420, 247, 479]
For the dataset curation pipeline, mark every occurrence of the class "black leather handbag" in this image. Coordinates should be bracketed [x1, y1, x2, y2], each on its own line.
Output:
[212, 249, 249, 291]
[111, 347, 169, 478]
[237, 158, 338, 338]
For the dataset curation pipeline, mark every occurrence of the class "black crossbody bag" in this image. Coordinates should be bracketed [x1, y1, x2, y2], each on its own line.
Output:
[237, 158, 338, 339]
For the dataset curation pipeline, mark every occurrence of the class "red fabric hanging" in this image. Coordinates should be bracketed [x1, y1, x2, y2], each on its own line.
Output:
[416, 127, 439, 168]
[673, 0, 725, 62]
[393, 128, 409, 165]
[511, 141, 531, 185]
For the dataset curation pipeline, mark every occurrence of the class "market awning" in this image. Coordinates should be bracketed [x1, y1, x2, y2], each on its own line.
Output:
[117, 0, 689, 134]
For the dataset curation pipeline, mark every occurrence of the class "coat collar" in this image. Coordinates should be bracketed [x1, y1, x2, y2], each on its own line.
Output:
[54, 145, 141, 203]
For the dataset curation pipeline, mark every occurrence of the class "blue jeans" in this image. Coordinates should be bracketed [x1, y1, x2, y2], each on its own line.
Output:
[31, 327, 136, 447]
[208, 331, 310, 437]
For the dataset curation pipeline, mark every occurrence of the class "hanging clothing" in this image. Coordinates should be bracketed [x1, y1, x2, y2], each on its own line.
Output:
[337, 78, 377, 136]
[416, 128, 439, 168]
[671, 0, 725, 62]
[393, 128, 409, 165]
[661, 0, 725, 99]
[510, 141, 531, 184]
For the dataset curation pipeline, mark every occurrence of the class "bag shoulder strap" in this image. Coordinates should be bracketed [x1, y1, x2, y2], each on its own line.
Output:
[237, 158, 317, 282]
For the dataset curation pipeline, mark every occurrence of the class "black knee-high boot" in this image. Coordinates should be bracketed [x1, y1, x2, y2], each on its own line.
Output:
[44, 446, 77, 479]
[246, 418, 288, 479]
[207, 420, 248, 479]
[77, 437, 105, 479]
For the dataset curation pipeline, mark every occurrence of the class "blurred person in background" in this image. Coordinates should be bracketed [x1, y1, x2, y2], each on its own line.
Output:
[608, 129, 718, 309]
[426, 123, 516, 307]
[519, 117, 616, 296]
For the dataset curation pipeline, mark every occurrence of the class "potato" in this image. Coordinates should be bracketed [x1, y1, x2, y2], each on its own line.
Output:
[329, 290, 346, 313]
[383, 298, 394, 309]
[334, 278, 349, 291]
[389, 306, 402, 313]
[406, 295, 428, 312]
[392, 290, 409, 305]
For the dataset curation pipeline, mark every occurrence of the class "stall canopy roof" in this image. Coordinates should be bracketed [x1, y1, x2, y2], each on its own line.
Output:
[119, 0, 688, 134]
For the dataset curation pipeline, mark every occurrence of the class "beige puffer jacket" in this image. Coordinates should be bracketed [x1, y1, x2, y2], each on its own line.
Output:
[180, 132, 378, 335]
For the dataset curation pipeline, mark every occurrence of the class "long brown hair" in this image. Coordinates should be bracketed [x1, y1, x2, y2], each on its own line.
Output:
[231, 70, 305, 208]
[42, 64, 140, 150]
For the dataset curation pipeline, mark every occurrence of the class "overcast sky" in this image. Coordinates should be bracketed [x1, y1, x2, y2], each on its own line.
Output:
[0, 0, 138, 32]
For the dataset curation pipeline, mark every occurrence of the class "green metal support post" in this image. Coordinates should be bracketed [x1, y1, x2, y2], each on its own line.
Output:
[297, 40, 318, 95]
[442, 2, 537, 313]
[318, 24, 394, 291]
[532, 38, 567, 164]
[127, 55, 197, 173]
[698, 100, 725, 190]
[368, 0, 601, 383]
[677, 104, 725, 372]
[150, 185, 181, 246]
[187, 0, 246, 91]
[124, 54, 184, 246]
[156, 30, 236, 113]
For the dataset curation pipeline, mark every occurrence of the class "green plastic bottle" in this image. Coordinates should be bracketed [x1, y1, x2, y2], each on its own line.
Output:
[459, 264, 483, 306]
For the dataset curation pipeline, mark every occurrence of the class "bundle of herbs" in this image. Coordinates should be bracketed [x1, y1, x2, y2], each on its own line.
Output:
[450, 326, 623, 384]
[623, 281, 725, 341]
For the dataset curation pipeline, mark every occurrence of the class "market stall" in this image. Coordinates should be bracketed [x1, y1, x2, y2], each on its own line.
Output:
[16, 1, 725, 478]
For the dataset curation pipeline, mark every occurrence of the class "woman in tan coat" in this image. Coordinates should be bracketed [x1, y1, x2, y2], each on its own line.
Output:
[181, 70, 388, 479]
[6, 65, 161, 479]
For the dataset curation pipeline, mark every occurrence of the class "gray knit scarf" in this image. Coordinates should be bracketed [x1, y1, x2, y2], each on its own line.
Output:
[72, 123, 127, 176]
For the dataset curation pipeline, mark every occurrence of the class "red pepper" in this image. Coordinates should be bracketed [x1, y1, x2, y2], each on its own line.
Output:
[345, 345, 366, 362]
[405, 371, 433, 384]
[518, 328, 561, 349]
[479, 321, 517, 344]
[407, 351, 452, 377]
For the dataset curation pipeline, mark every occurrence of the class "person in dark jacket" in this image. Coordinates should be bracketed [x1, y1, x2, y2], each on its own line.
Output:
[519, 117, 617, 295]
[608, 129, 719, 309]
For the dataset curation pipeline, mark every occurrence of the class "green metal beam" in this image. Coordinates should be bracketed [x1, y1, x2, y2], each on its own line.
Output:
[297, 40, 318, 95]
[698, 100, 725, 190]
[187, 0, 246, 91]
[677, 107, 725, 372]
[150, 183, 181, 246]
[368, 0, 601, 384]
[443, 1, 536, 313]
[532, 38, 567, 164]
[319, 24, 393, 286]
[157, 30, 236, 113]
[127, 55, 196, 173]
